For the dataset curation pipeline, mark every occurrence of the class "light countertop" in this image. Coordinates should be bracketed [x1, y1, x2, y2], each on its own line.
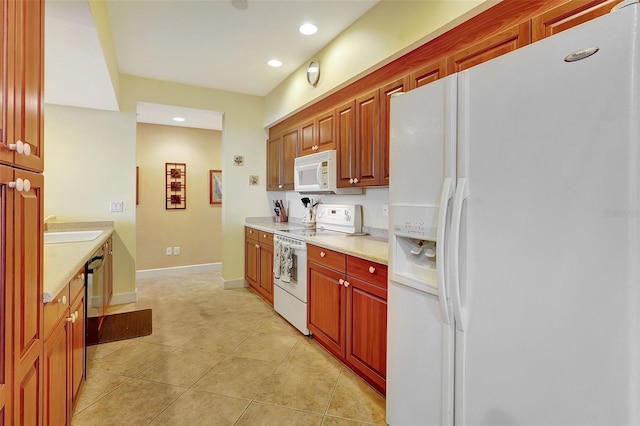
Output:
[43, 221, 114, 303]
[244, 217, 388, 265]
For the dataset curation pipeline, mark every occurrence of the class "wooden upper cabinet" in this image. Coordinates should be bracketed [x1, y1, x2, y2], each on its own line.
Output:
[316, 109, 336, 153]
[448, 22, 531, 73]
[380, 77, 409, 187]
[3, 0, 44, 172]
[532, 0, 618, 41]
[336, 100, 356, 188]
[266, 130, 297, 191]
[355, 89, 380, 187]
[410, 59, 448, 90]
[299, 119, 316, 157]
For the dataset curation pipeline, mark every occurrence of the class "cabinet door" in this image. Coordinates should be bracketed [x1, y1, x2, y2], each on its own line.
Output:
[299, 119, 316, 157]
[379, 77, 409, 187]
[409, 58, 447, 89]
[336, 100, 355, 188]
[43, 320, 68, 426]
[102, 239, 113, 312]
[258, 243, 274, 305]
[281, 129, 297, 191]
[0, 166, 13, 424]
[266, 136, 281, 191]
[245, 238, 259, 290]
[10, 0, 44, 172]
[355, 89, 380, 187]
[316, 110, 336, 153]
[448, 22, 531, 73]
[345, 276, 387, 394]
[532, 0, 617, 41]
[70, 293, 85, 411]
[308, 262, 346, 358]
[12, 168, 43, 424]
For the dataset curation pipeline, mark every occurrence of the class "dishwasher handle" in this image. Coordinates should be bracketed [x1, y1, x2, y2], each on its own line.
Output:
[87, 255, 104, 273]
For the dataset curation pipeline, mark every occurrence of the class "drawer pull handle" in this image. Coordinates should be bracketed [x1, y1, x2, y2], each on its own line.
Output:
[339, 278, 344, 285]
[344, 280, 350, 288]
[320, 252, 326, 257]
[58, 295, 67, 305]
[369, 266, 376, 274]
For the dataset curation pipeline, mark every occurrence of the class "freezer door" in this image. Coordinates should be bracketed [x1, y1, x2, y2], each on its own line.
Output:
[454, 5, 640, 425]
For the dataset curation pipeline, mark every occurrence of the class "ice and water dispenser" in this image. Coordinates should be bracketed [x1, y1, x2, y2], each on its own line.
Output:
[390, 205, 440, 294]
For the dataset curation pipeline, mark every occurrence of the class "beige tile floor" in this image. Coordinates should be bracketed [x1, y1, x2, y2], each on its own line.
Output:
[72, 271, 386, 425]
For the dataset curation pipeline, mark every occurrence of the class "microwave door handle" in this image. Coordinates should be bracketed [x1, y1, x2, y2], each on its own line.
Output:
[316, 163, 322, 185]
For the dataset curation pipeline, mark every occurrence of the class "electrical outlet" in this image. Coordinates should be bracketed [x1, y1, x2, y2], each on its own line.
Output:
[382, 204, 389, 217]
[165, 247, 172, 256]
[173, 247, 180, 255]
[110, 201, 123, 213]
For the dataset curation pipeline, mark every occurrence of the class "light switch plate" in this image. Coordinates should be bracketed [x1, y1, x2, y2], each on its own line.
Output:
[110, 201, 123, 212]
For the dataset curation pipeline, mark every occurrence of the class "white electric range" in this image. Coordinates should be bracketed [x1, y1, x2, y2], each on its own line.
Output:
[273, 204, 362, 335]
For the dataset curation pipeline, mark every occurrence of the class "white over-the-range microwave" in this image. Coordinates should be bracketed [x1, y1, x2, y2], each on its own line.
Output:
[293, 150, 362, 195]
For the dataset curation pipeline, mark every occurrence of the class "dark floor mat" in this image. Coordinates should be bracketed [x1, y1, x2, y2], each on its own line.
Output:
[87, 309, 152, 345]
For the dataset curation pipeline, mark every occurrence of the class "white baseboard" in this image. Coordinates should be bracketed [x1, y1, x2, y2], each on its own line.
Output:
[223, 278, 248, 290]
[110, 291, 137, 305]
[136, 263, 221, 280]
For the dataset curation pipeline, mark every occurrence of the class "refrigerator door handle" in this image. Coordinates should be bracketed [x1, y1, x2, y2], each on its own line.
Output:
[437, 177, 454, 325]
[451, 177, 467, 331]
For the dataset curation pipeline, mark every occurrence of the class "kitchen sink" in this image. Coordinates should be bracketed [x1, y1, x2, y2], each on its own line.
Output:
[44, 230, 102, 244]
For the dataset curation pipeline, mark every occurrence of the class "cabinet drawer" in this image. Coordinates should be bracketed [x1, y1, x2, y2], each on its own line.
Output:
[347, 256, 387, 289]
[308, 245, 346, 272]
[69, 270, 85, 304]
[259, 230, 273, 246]
[44, 283, 70, 340]
[245, 227, 259, 241]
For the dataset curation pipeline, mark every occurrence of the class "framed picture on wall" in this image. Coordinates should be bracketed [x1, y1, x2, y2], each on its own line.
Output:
[210, 170, 222, 204]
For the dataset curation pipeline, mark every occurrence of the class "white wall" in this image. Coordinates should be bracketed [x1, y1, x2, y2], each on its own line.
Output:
[44, 104, 137, 298]
[264, 0, 494, 127]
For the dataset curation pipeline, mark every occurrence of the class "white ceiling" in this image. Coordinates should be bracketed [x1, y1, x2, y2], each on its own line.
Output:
[44, 0, 379, 131]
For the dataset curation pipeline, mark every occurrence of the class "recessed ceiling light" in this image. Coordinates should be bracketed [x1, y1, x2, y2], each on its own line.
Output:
[173, 117, 186, 122]
[267, 59, 283, 67]
[299, 23, 318, 35]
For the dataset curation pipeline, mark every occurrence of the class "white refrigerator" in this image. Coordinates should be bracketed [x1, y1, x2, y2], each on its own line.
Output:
[387, 2, 640, 425]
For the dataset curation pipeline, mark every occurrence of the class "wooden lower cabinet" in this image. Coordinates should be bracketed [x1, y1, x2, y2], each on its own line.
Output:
[244, 227, 274, 305]
[43, 270, 85, 425]
[307, 244, 387, 394]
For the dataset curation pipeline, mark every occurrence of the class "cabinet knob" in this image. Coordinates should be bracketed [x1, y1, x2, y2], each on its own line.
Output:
[263, 233, 268, 239]
[344, 280, 350, 288]
[320, 251, 326, 257]
[353, 178, 359, 184]
[255, 243, 260, 249]
[58, 295, 67, 305]
[8, 178, 31, 192]
[339, 278, 344, 285]
[278, 184, 283, 189]
[369, 266, 376, 274]
[67, 312, 77, 323]
[349, 178, 354, 184]
[8, 140, 31, 156]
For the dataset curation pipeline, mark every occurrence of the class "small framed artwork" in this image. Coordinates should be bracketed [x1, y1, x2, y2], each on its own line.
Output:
[166, 162, 186, 209]
[210, 170, 222, 204]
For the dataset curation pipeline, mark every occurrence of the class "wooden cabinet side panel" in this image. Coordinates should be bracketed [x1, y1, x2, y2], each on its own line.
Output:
[355, 90, 380, 186]
[336, 101, 355, 187]
[448, 22, 532, 74]
[532, 0, 617, 41]
[43, 322, 68, 426]
[13, 0, 43, 172]
[308, 263, 345, 357]
[346, 278, 387, 394]
[245, 238, 259, 289]
[281, 129, 298, 191]
[0, 166, 13, 425]
[379, 77, 408, 187]
[13, 170, 42, 361]
[258, 243, 274, 305]
[266, 137, 281, 191]
[70, 293, 85, 410]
